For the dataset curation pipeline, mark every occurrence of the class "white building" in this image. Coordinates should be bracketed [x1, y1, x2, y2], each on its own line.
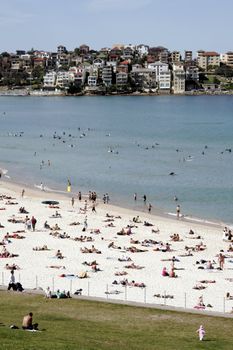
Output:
[93, 58, 105, 69]
[56, 71, 70, 88]
[220, 52, 233, 68]
[102, 66, 113, 86]
[147, 62, 171, 90]
[88, 75, 98, 86]
[172, 64, 185, 94]
[158, 71, 171, 90]
[116, 72, 128, 85]
[43, 71, 57, 88]
[136, 44, 149, 57]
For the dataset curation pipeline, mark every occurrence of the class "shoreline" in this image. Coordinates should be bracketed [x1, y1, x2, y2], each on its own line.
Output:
[0, 89, 233, 97]
[0, 176, 225, 230]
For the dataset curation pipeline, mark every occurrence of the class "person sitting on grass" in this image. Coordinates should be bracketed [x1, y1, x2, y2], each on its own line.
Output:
[22, 312, 38, 330]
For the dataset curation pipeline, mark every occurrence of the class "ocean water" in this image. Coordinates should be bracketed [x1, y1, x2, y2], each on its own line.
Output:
[0, 95, 233, 224]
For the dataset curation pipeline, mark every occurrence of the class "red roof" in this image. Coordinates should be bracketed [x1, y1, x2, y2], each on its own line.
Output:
[203, 52, 219, 56]
[120, 60, 129, 65]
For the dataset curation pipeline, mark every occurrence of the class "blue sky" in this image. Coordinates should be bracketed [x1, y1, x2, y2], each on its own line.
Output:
[0, 0, 232, 54]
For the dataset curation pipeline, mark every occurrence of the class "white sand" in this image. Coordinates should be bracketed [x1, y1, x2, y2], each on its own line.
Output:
[0, 180, 233, 313]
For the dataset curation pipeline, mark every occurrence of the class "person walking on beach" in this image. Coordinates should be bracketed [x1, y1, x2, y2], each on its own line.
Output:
[196, 325, 205, 341]
[143, 195, 147, 203]
[148, 203, 152, 213]
[31, 216, 37, 231]
[134, 193, 137, 201]
[92, 202, 96, 213]
[21, 189, 25, 198]
[176, 205, 181, 219]
[78, 191, 82, 201]
[71, 197, 75, 208]
[67, 179, 71, 193]
[218, 252, 225, 270]
[83, 216, 88, 231]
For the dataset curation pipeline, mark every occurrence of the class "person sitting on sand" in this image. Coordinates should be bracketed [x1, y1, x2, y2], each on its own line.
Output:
[22, 312, 38, 330]
[44, 221, 51, 229]
[227, 244, 233, 252]
[206, 261, 214, 269]
[52, 211, 61, 218]
[55, 250, 64, 259]
[226, 292, 233, 300]
[169, 268, 177, 278]
[162, 267, 169, 277]
[52, 223, 60, 231]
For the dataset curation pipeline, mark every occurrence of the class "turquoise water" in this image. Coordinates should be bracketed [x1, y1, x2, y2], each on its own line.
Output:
[0, 95, 233, 223]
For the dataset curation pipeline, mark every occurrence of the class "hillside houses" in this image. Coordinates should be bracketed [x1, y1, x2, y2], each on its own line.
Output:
[0, 43, 233, 94]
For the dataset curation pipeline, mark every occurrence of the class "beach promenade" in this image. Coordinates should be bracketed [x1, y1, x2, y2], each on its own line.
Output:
[0, 180, 233, 314]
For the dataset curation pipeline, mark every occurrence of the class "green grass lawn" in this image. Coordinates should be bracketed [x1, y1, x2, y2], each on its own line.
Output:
[0, 291, 232, 350]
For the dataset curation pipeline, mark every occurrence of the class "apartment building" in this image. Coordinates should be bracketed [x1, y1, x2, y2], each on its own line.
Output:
[184, 50, 193, 62]
[43, 71, 57, 88]
[116, 72, 128, 85]
[172, 64, 185, 94]
[171, 51, 181, 63]
[197, 51, 220, 70]
[221, 52, 233, 68]
[102, 66, 113, 86]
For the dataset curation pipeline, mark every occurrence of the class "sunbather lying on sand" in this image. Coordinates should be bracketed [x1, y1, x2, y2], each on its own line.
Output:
[193, 283, 206, 290]
[33, 245, 50, 251]
[124, 263, 144, 269]
[170, 233, 183, 242]
[46, 265, 66, 269]
[126, 246, 148, 253]
[115, 271, 128, 276]
[69, 222, 80, 226]
[49, 204, 60, 209]
[80, 246, 101, 254]
[5, 200, 18, 205]
[5, 263, 20, 270]
[74, 235, 94, 242]
[152, 228, 160, 233]
[117, 227, 133, 235]
[112, 279, 146, 288]
[153, 243, 171, 252]
[108, 242, 121, 249]
[118, 256, 132, 262]
[143, 221, 153, 226]
[6, 233, 25, 239]
[90, 229, 101, 234]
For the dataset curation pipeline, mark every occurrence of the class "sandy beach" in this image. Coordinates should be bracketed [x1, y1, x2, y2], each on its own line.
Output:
[1, 179, 233, 313]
